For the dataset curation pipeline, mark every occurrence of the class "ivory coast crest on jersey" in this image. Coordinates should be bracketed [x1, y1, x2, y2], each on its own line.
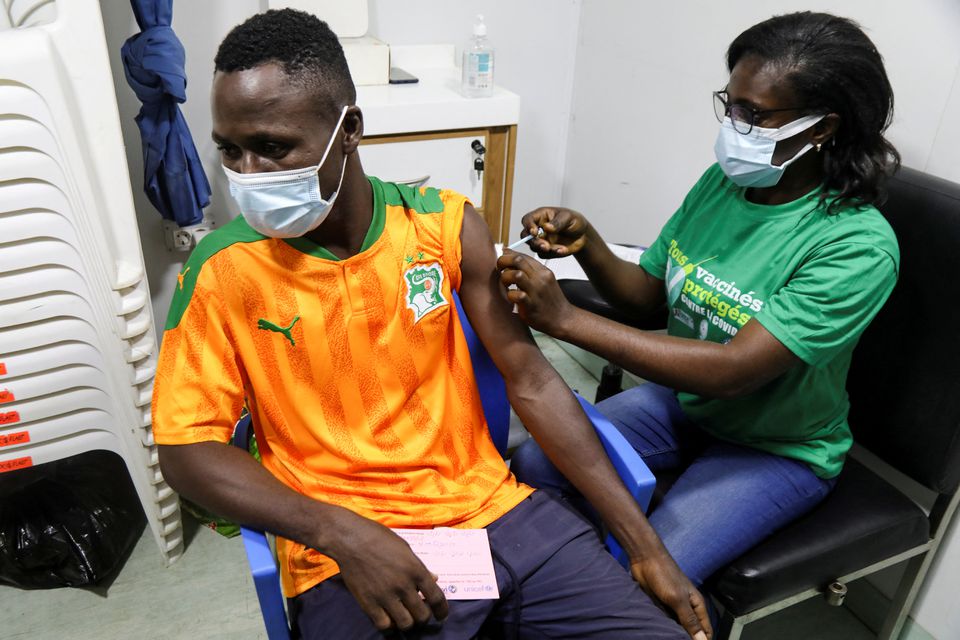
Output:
[404, 262, 448, 323]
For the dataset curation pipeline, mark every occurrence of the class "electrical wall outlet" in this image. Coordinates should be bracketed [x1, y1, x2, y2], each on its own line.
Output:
[162, 218, 215, 252]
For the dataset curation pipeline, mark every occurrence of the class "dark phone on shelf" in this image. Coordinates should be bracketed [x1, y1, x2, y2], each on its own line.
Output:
[389, 67, 419, 84]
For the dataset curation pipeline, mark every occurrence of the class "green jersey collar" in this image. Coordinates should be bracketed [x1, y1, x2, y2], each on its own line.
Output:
[282, 175, 386, 261]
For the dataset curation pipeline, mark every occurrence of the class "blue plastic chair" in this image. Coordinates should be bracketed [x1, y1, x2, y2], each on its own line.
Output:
[231, 292, 656, 639]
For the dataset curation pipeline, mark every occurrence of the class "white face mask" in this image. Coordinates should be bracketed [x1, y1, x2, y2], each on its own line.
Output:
[223, 106, 349, 238]
[713, 113, 825, 188]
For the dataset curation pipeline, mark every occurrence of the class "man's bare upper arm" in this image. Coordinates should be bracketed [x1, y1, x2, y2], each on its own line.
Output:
[456, 204, 553, 387]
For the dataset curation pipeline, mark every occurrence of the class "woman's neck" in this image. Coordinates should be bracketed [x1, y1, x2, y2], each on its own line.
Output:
[746, 153, 823, 206]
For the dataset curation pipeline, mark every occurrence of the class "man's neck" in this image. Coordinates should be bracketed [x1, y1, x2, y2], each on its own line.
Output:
[304, 158, 373, 259]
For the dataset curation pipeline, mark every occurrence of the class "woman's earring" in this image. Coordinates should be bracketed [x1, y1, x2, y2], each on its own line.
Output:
[816, 143, 823, 153]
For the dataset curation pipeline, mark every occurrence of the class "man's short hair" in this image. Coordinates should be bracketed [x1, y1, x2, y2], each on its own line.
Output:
[214, 8, 356, 112]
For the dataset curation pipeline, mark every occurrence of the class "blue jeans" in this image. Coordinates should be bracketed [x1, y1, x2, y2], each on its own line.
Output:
[510, 383, 837, 587]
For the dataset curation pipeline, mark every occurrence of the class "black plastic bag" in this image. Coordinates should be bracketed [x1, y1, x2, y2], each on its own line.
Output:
[0, 450, 145, 589]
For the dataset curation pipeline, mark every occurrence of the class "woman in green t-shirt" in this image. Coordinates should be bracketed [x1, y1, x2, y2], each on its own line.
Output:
[497, 10, 900, 611]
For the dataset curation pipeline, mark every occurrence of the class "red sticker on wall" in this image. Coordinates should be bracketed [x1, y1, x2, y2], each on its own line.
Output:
[0, 389, 14, 404]
[0, 431, 28, 447]
[0, 456, 32, 473]
[0, 411, 21, 426]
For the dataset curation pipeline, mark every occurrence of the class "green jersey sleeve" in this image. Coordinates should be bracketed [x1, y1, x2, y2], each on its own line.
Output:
[756, 241, 898, 366]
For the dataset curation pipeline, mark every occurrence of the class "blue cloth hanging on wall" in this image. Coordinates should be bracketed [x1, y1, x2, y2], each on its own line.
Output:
[120, 0, 210, 227]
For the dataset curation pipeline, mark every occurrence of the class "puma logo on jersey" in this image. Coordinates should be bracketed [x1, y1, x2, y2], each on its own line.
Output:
[257, 315, 300, 346]
[177, 267, 190, 291]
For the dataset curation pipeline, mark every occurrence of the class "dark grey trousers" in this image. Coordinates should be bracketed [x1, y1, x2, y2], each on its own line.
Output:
[289, 490, 686, 639]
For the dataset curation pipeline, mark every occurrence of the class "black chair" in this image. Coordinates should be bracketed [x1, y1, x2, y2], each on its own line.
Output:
[560, 166, 960, 639]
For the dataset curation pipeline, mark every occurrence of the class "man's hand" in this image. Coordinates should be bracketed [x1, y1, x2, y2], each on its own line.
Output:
[630, 551, 713, 640]
[325, 514, 449, 632]
[496, 250, 574, 336]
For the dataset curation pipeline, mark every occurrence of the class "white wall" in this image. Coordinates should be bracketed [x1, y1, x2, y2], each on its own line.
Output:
[925, 59, 960, 181]
[563, 2, 960, 638]
[564, 0, 960, 243]
[367, 0, 581, 218]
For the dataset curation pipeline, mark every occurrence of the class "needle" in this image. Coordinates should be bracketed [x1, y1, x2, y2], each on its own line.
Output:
[506, 227, 545, 250]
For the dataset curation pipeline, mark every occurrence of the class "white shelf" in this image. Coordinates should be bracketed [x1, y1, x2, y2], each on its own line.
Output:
[357, 66, 520, 136]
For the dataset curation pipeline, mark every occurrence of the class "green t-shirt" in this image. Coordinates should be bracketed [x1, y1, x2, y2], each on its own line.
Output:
[639, 164, 899, 478]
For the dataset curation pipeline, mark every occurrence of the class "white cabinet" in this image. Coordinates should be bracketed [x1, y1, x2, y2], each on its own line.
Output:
[361, 132, 486, 207]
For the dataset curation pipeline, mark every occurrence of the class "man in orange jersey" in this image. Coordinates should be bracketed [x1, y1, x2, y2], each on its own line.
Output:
[152, 9, 707, 640]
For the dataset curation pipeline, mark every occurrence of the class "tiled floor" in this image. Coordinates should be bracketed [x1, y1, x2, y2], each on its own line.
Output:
[1, 514, 264, 639]
[0, 335, 909, 639]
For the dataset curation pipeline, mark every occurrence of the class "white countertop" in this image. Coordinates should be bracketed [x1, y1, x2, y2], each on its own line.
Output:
[356, 66, 520, 137]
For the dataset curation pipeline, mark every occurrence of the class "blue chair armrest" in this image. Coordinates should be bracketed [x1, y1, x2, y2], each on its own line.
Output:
[232, 415, 291, 640]
[575, 393, 657, 568]
[241, 526, 290, 640]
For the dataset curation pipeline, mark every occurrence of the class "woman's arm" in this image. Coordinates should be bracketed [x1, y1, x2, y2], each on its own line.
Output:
[496, 253, 799, 398]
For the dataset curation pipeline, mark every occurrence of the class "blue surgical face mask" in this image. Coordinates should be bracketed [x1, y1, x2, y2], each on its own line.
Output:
[714, 113, 825, 188]
[223, 106, 349, 238]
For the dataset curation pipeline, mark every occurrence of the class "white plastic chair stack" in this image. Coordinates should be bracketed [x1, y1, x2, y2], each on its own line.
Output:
[0, 0, 183, 564]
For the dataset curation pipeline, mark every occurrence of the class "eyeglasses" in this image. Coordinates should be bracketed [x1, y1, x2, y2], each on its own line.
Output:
[713, 90, 808, 135]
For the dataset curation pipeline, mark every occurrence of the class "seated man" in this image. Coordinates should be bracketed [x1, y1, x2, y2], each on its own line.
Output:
[152, 9, 706, 640]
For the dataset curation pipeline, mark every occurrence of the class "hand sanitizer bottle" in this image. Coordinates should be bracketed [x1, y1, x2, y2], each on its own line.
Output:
[461, 15, 494, 98]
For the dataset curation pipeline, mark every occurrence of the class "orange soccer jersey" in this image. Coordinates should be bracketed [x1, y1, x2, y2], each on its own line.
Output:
[152, 176, 532, 596]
